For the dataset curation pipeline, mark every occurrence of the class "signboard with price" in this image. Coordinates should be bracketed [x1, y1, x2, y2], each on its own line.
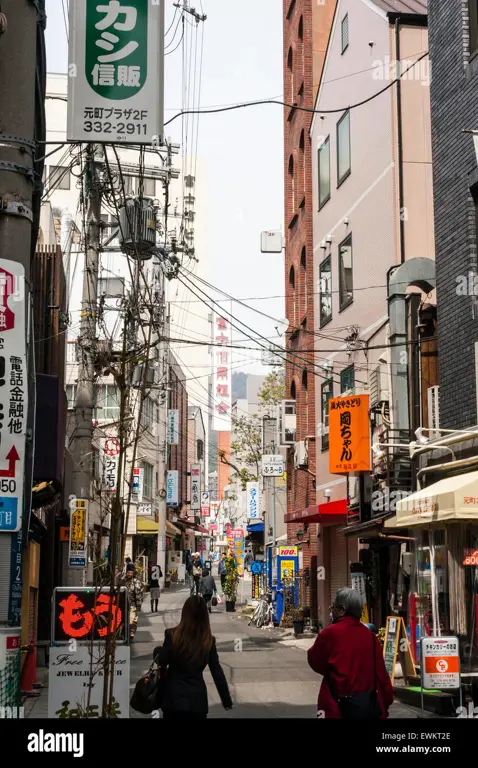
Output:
[262, 455, 285, 477]
[421, 637, 460, 689]
[69, 498, 89, 569]
[383, 616, 417, 684]
[67, 0, 165, 144]
[0, 260, 28, 533]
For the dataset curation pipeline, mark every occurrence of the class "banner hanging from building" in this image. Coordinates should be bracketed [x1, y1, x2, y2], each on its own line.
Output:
[166, 470, 178, 506]
[67, 0, 165, 144]
[246, 482, 260, 519]
[69, 498, 88, 569]
[132, 467, 143, 503]
[167, 410, 179, 445]
[329, 394, 371, 475]
[211, 309, 232, 431]
[190, 464, 201, 510]
[201, 491, 210, 517]
[0, 260, 28, 533]
[101, 437, 120, 492]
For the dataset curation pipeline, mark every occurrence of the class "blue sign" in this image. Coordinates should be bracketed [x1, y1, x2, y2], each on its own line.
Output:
[8, 527, 23, 625]
[0, 497, 19, 532]
[251, 561, 263, 575]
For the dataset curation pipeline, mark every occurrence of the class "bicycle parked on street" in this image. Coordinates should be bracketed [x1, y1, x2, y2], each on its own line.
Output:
[249, 591, 273, 628]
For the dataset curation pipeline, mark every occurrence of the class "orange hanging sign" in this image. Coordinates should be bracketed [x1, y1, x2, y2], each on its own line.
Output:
[329, 394, 371, 475]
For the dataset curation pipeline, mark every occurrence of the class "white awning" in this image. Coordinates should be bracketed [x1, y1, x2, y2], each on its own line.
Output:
[392, 470, 478, 528]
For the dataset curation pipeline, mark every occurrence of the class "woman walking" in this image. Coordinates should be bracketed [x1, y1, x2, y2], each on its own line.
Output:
[149, 566, 162, 613]
[155, 596, 233, 720]
[307, 587, 393, 719]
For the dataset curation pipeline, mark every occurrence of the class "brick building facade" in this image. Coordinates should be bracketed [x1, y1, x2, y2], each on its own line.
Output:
[283, 0, 336, 621]
[428, 0, 478, 429]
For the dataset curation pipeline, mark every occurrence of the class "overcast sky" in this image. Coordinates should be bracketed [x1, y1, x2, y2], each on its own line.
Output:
[45, 0, 285, 402]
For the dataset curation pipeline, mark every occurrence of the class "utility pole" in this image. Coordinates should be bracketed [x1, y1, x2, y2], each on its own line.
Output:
[70, 144, 103, 586]
[156, 276, 168, 583]
[0, 0, 37, 683]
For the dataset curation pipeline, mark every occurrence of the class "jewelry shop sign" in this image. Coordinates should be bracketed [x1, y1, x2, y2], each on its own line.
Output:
[48, 645, 130, 718]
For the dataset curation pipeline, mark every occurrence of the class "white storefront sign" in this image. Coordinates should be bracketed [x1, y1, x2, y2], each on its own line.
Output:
[48, 646, 130, 718]
[0, 260, 27, 533]
[261, 454, 284, 477]
[67, 0, 164, 144]
[212, 310, 232, 431]
[247, 482, 260, 520]
[201, 491, 210, 517]
[167, 409, 179, 445]
[421, 636, 460, 690]
[101, 437, 120, 493]
[132, 467, 143, 503]
[166, 470, 178, 506]
[190, 464, 201, 510]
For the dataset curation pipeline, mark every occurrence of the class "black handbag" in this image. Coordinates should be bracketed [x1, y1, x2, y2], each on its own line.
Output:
[211, 595, 218, 607]
[326, 629, 382, 720]
[130, 662, 166, 714]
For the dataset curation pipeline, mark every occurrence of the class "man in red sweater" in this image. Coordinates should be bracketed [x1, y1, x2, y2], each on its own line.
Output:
[307, 587, 394, 718]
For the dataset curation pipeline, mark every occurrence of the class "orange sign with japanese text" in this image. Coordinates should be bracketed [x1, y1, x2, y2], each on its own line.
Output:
[329, 394, 371, 474]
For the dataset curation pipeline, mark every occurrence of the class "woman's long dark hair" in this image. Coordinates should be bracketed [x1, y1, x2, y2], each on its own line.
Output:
[171, 596, 213, 665]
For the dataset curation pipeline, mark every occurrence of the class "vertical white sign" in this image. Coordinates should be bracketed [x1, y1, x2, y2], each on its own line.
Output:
[190, 464, 201, 511]
[166, 470, 178, 506]
[132, 467, 143, 503]
[67, 0, 165, 144]
[0, 260, 27, 533]
[167, 409, 179, 445]
[247, 482, 260, 520]
[101, 438, 120, 493]
[212, 309, 232, 431]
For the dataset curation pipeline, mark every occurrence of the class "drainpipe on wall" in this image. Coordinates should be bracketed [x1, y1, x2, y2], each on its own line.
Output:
[395, 19, 405, 264]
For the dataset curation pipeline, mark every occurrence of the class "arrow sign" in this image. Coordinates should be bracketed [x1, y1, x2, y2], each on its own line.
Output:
[0, 446, 20, 478]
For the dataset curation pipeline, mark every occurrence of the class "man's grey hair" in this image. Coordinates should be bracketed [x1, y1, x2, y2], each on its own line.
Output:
[334, 587, 363, 619]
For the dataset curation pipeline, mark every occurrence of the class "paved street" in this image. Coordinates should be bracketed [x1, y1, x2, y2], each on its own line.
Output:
[24, 583, 433, 719]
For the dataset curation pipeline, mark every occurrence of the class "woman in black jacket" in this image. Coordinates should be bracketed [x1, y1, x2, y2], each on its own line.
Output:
[155, 596, 233, 720]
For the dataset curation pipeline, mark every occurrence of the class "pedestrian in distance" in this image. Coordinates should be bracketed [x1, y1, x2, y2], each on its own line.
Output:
[191, 553, 203, 596]
[218, 552, 227, 592]
[124, 569, 144, 642]
[307, 587, 393, 719]
[149, 565, 162, 613]
[154, 595, 233, 720]
[200, 568, 217, 613]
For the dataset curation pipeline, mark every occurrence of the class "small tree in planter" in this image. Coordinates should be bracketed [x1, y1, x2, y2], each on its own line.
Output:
[223, 555, 239, 612]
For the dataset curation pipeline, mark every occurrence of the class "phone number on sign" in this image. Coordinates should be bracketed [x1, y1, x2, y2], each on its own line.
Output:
[83, 120, 149, 137]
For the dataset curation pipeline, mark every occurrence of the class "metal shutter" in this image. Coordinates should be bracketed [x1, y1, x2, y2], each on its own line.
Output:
[0, 536, 12, 622]
[328, 526, 349, 606]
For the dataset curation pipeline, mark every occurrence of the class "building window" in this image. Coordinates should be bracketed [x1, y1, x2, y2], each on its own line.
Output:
[470, 0, 478, 58]
[141, 396, 155, 429]
[337, 111, 351, 186]
[291, 380, 296, 400]
[94, 384, 120, 422]
[321, 379, 333, 451]
[288, 154, 295, 211]
[66, 384, 76, 410]
[300, 130, 306, 198]
[341, 13, 349, 54]
[340, 365, 355, 394]
[197, 439, 204, 461]
[142, 462, 154, 499]
[318, 136, 331, 209]
[319, 256, 332, 327]
[339, 234, 353, 310]
[287, 46, 294, 101]
[289, 264, 296, 290]
[302, 368, 308, 391]
[49, 165, 71, 191]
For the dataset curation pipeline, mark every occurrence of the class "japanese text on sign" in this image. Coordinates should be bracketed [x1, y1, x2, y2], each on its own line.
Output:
[247, 482, 260, 519]
[261, 455, 284, 477]
[422, 637, 460, 690]
[0, 261, 27, 533]
[212, 310, 232, 431]
[69, 499, 89, 569]
[190, 464, 201, 511]
[67, 0, 164, 143]
[329, 394, 371, 475]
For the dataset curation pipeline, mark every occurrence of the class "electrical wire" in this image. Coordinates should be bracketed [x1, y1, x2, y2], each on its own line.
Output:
[164, 52, 429, 126]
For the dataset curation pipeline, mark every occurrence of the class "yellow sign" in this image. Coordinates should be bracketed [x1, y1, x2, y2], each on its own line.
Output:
[71, 503, 86, 546]
[279, 545, 298, 557]
[280, 560, 295, 580]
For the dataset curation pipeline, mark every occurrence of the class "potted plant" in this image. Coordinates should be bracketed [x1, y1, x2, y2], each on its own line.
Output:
[223, 555, 239, 612]
[291, 608, 305, 636]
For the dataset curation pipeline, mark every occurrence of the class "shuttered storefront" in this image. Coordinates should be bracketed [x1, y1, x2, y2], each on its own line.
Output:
[328, 526, 349, 605]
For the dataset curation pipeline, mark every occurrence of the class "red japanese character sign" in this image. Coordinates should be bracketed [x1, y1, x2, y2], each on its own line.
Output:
[53, 588, 128, 643]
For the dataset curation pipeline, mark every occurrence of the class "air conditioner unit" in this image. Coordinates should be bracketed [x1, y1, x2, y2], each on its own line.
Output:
[427, 385, 440, 440]
[278, 400, 296, 446]
[294, 440, 308, 468]
[349, 476, 360, 506]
